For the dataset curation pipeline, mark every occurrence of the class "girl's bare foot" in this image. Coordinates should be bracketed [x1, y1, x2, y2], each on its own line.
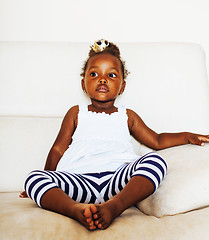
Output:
[93, 200, 122, 230]
[19, 191, 28, 198]
[71, 203, 98, 230]
[40, 188, 98, 231]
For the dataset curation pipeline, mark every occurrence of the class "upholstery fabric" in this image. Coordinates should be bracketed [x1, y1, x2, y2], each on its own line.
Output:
[138, 144, 209, 217]
[1, 192, 209, 240]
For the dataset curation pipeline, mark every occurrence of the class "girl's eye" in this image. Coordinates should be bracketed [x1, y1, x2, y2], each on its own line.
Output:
[108, 73, 117, 78]
[90, 72, 98, 77]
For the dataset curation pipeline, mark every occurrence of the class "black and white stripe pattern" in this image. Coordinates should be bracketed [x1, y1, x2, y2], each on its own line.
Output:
[25, 152, 167, 207]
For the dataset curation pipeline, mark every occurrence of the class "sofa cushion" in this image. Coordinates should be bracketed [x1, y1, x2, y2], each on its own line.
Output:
[1, 192, 209, 240]
[137, 144, 209, 217]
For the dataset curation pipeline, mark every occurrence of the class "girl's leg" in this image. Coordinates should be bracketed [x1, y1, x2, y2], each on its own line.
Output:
[94, 152, 167, 229]
[24, 170, 99, 230]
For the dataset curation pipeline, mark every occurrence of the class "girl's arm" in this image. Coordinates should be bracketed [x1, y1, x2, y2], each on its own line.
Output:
[44, 105, 79, 171]
[127, 109, 209, 150]
[20, 105, 78, 198]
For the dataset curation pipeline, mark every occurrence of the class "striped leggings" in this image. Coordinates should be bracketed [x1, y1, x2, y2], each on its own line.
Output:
[25, 152, 167, 208]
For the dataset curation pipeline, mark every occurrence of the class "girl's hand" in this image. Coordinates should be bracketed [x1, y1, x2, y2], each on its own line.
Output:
[187, 133, 209, 146]
[19, 191, 28, 198]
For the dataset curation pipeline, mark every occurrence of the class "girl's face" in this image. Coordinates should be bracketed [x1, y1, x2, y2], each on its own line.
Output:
[82, 53, 126, 104]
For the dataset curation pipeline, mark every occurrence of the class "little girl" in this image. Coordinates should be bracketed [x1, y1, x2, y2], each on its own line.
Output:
[20, 39, 209, 230]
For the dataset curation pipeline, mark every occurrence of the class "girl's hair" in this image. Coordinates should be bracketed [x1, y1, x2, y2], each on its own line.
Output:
[81, 40, 129, 80]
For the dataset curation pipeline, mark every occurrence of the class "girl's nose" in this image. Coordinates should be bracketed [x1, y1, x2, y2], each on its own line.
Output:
[99, 78, 107, 84]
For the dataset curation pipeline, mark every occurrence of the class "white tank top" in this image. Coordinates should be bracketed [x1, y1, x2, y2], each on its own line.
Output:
[56, 104, 140, 174]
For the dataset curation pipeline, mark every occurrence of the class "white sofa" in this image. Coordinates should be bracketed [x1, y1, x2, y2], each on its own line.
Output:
[0, 41, 209, 240]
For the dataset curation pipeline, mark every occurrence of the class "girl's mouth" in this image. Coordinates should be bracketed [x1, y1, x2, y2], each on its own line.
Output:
[96, 84, 109, 93]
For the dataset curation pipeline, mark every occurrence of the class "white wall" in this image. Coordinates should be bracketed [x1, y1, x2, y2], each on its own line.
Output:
[0, 0, 209, 72]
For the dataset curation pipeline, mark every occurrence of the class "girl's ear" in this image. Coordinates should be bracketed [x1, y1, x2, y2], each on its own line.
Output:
[119, 81, 126, 95]
[81, 79, 86, 93]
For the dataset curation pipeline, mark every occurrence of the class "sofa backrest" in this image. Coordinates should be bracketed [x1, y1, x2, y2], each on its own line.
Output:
[0, 42, 209, 191]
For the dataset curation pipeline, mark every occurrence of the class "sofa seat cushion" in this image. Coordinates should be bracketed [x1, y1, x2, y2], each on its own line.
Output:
[1, 192, 209, 240]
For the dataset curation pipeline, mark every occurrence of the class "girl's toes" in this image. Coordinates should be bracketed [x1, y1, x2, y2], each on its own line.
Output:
[98, 222, 108, 230]
[88, 219, 95, 226]
[95, 219, 105, 229]
[86, 217, 92, 223]
[99, 221, 109, 230]
[89, 224, 96, 231]
[97, 223, 102, 229]
[95, 220, 100, 225]
[83, 207, 92, 218]
[86, 219, 96, 230]
[93, 211, 102, 220]
[90, 204, 98, 214]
